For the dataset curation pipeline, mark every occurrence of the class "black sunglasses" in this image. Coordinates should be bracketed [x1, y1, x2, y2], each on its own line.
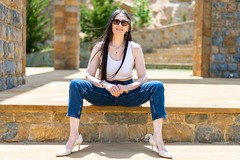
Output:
[112, 19, 130, 27]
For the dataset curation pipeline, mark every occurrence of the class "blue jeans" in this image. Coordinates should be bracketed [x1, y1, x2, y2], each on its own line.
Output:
[67, 79, 167, 120]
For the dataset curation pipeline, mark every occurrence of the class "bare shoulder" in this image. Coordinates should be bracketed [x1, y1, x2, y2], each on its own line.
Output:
[91, 42, 102, 54]
[94, 41, 103, 49]
[131, 41, 142, 49]
[131, 41, 143, 57]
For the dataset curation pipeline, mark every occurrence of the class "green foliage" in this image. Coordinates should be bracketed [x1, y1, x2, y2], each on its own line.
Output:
[26, 0, 51, 53]
[80, 0, 119, 42]
[131, 0, 151, 29]
[167, 16, 173, 25]
[181, 12, 187, 22]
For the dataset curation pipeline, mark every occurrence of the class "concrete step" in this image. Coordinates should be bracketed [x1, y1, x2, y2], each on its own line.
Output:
[1, 143, 240, 160]
[171, 43, 193, 48]
[144, 47, 193, 66]
[154, 47, 193, 55]
[146, 63, 192, 69]
[144, 53, 193, 63]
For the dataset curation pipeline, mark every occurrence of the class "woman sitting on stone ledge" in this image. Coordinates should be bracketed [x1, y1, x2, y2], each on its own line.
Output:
[56, 9, 172, 159]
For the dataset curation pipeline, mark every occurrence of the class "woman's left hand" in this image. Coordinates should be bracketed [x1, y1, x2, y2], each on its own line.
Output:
[117, 84, 129, 94]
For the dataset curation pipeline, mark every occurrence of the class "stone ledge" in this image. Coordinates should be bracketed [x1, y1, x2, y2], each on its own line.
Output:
[0, 104, 240, 143]
[1, 104, 240, 114]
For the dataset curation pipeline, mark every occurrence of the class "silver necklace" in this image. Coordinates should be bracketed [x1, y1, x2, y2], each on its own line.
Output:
[110, 43, 124, 54]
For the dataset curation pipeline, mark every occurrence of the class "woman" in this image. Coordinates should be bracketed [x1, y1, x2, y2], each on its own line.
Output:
[56, 9, 172, 159]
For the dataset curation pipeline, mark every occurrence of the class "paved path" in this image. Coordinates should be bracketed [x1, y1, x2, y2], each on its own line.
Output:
[1, 67, 240, 160]
[0, 143, 240, 160]
[0, 67, 240, 109]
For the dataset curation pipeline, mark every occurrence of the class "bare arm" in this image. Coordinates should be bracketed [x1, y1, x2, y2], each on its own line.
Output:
[85, 43, 102, 87]
[129, 42, 147, 89]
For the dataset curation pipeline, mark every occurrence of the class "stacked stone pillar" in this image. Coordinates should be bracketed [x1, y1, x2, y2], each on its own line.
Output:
[0, 0, 26, 91]
[54, 0, 80, 69]
[210, 0, 240, 78]
[193, 0, 212, 77]
[193, 0, 240, 78]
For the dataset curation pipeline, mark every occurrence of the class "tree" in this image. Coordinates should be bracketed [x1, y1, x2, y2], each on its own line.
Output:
[131, 0, 151, 29]
[26, 0, 51, 53]
[80, 0, 120, 42]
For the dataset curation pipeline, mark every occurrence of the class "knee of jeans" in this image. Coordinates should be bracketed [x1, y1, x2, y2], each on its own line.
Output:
[69, 79, 83, 90]
[154, 81, 165, 92]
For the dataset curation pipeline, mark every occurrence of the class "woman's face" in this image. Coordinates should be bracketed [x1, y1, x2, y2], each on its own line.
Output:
[111, 13, 130, 36]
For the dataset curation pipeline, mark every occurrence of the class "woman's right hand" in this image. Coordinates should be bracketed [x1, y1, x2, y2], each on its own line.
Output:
[103, 83, 121, 97]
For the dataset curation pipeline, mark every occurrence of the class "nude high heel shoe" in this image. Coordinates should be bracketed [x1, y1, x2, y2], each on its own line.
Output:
[149, 134, 172, 159]
[56, 134, 83, 157]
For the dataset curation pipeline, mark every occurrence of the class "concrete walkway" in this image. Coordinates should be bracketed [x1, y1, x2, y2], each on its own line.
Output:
[0, 142, 240, 160]
[1, 67, 240, 160]
[1, 67, 240, 108]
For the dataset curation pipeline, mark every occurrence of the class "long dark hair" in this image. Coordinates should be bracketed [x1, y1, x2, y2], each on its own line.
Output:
[91, 9, 132, 80]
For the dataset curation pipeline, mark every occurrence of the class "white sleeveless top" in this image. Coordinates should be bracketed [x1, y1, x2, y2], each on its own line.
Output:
[106, 41, 134, 80]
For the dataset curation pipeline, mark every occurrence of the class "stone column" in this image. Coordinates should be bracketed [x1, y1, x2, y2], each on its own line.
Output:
[210, 1, 240, 78]
[54, 0, 80, 69]
[0, 0, 26, 91]
[193, 0, 212, 77]
[22, 0, 26, 83]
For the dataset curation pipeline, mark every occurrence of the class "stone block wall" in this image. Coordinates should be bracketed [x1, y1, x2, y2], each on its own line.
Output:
[193, 0, 240, 78]
[26, 49, 53, 67]
[132, 21, 194, 53]
[0, 105, 239, 143]
[210, 1, 240, 78]
[0, 0, 26, 91]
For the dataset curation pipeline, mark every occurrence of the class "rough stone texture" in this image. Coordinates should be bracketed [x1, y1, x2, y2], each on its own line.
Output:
[210, 0, 240, 78]
[163, 123, 195, 142]
[99, 124, 128, 142]
[0, 112, 14, 123]
[132, 21, 193, 53]
[81, 112, 104, 124]
[193, 0, 211, 77]
[29, 123, 69, 141]
[194, 0, 240, 77]
[54, 0, 80, 69]
[128, 124, 147, 142]
[0, 0, 26, 91]
[79, 124, 99, 142]
[235, 115, 240, 124]
[2, 122, 18, 141]
[104, 112, 148, 125]
[26, 49, 53, 67]
[185, 114, 209, 124]
[195, 125, 225, 143]
[226, 125, 240, 142]
[0, 106, 239, 143]
[210, 114, 235, 125]
[52, 112, 69, 123]
[166, 113, 185, 123]
[12, 123, 30, 142]
[14, 112, 52, 123]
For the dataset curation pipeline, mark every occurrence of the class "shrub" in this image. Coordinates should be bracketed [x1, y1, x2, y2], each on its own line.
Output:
[26, 0, 52, 53]
[131, 0, 151, 29]
[80, 0, 120, 42]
